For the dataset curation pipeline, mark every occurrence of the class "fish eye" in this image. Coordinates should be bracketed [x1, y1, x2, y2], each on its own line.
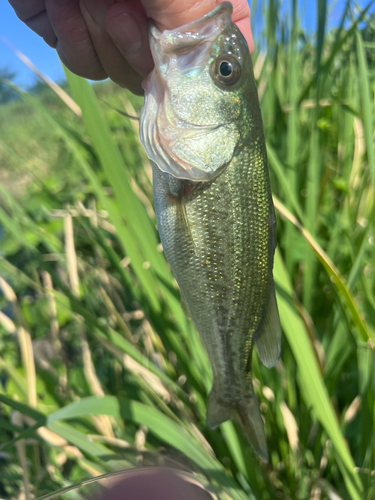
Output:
[210, 55, 241, 86]
[219, 61, 232, 77]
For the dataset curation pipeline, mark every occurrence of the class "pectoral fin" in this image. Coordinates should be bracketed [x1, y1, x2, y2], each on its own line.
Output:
[255, 285, 281, 368]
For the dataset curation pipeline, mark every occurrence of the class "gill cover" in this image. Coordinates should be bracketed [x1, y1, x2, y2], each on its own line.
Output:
[139, 2, 245, 181]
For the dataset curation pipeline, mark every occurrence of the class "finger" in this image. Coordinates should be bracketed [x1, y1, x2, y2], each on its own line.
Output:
[45, 0, 106, 81]
[140, 0, 215, 31]
[8, 0, 45, 21]
[105, 1, 154, 79]
[141, 0, 254, 53]
[79, 0, 144, 94]
[25, 10, 57, 48]
[9, 0, 57, 48]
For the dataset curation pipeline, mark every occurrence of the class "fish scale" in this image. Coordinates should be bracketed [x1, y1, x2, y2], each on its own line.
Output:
[140, 2, 281, 461]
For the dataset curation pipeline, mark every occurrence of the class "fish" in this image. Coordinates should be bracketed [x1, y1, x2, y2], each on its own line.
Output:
[139, 2, 281, 462]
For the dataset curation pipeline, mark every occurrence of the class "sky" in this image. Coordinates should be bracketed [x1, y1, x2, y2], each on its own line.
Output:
[0, 1, 373, 89]
[1, 1, 65, 88]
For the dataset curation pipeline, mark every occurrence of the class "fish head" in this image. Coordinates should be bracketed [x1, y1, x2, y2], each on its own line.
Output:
[140, 2, 258, 182]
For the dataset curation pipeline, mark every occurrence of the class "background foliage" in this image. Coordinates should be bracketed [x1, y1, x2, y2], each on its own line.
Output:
[0, 1, 374, 499]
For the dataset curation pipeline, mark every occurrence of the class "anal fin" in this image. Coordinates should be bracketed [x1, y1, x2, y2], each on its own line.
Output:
[255, 285, 281, 368]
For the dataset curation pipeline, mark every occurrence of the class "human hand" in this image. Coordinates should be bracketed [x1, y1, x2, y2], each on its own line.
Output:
[8, 0, 254, 95]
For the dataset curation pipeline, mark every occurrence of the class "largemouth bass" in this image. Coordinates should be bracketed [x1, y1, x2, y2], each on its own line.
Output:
[139, 2, 281, 461]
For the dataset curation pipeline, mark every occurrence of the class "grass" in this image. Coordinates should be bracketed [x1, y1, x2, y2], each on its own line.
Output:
[0, 1, 374, 499]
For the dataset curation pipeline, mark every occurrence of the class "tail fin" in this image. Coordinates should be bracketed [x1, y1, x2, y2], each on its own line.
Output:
[206, 390, 232, 429]
[206, 387, 269, 462]
[236, 396, 269, 462]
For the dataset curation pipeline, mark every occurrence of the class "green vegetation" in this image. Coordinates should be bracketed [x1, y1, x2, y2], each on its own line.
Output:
[0, 1, 374, 499]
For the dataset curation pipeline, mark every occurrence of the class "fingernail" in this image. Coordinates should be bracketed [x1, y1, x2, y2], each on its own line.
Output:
[106, 12, 143, 57]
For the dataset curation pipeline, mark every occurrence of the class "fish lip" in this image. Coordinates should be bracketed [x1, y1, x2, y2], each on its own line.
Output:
[149, 1, 233, 54]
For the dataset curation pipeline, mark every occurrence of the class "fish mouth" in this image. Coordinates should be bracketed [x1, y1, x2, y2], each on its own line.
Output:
[140, 2, 240, 182]
[149, 2, 233, 57]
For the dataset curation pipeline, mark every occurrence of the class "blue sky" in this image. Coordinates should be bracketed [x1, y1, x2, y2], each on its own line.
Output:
[1, 1, 65, 88]
[0, 1, 373, 88]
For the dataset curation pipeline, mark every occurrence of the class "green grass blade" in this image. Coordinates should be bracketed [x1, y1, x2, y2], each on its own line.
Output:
[356, 30, 375, 192]
[0, 184, 62, 254]
[0, 394, 44, 421]
[316, 0, 327, 77]
[221, 421, 249, 480]
[287, 0, 298, 196]
[303, 126, 319, 310]
[298, 2, 373, 103]
[274, 197, 372, 342]
[266, 144, 304, 222]
[0, 205, 36, 251]
[273, 249, 363, 498]
[48, 420, 116, 461]
[49, 289, 185, 396]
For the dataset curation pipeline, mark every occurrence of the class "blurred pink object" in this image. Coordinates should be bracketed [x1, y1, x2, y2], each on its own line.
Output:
[99, 468, 212, 500]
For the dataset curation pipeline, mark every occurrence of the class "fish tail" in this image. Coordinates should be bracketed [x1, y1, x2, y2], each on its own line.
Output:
[206, 386, 269, 462]
[206, 389, 232, 429]
[235, 396, 269, 462]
